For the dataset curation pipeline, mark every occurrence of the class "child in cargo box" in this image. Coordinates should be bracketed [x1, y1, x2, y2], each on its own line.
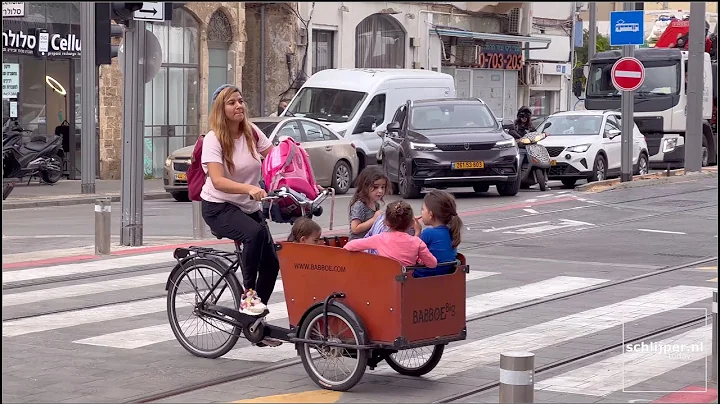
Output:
[343, 201, 438, 268]
[348, 166, 389, 241]
[287, 217, 322, 245]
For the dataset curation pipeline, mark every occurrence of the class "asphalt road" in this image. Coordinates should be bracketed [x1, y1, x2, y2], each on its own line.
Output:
[1, 175, 717, 403]
[1, 181, 577, 257]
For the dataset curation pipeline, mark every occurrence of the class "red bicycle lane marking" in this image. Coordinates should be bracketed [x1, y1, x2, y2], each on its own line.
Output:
[2, 196, 578, 270]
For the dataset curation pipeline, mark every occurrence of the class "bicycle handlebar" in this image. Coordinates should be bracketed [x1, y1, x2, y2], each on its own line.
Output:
[261, 186, 332, 205]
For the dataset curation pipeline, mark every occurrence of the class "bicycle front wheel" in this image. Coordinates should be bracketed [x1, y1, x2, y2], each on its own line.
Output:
[167, 257, 243, 358]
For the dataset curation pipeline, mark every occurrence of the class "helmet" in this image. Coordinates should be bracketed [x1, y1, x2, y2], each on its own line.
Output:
[517, 106, 532, 119]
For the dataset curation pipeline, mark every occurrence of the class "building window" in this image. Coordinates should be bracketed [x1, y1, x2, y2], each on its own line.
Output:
[355, 14, 406, 69]
[207, 10, 233, 113]
[529, 90, 556, 120]
[143, 8, 200, 178]
[312, 30, 334, 74]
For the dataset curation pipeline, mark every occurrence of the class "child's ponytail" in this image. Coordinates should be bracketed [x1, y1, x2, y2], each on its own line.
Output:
[447, 214, 463, 249]
[423, 190, 463, 248]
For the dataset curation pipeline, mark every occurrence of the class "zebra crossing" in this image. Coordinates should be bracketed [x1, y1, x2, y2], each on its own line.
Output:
[2, 252, 716, 401]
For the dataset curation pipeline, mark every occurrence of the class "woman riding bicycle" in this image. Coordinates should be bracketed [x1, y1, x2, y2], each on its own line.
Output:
[200, 84, 278, 316]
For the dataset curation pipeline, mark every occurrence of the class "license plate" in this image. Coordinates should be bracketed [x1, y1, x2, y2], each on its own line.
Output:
[453, 161, 484, 169]
[175, 173, 187, 181]
[550, 160, 557, 166]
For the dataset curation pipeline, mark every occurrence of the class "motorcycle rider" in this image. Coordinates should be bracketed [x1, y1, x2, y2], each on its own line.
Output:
[507, 106, 536, 142]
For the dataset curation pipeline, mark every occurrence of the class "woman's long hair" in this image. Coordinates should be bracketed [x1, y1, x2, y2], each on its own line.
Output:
[208, 86, 258, 173]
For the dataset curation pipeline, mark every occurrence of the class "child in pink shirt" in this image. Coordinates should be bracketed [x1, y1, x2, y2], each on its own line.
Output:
[343, 201, 438, 268]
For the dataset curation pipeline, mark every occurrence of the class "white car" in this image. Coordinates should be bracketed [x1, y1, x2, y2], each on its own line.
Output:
[536, 110, 650, 188]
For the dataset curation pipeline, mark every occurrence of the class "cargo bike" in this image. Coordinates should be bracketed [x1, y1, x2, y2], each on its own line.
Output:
[165, 187, 469, 391]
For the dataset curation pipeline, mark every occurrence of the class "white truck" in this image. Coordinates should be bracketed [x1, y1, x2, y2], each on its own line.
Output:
[582, 22, 717, 168]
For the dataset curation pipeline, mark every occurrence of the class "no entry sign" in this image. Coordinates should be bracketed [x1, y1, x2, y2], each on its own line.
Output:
[611, 57, 645, 92]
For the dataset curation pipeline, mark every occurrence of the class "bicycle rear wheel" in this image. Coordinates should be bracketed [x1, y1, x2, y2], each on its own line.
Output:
[167, 257, 243, 358]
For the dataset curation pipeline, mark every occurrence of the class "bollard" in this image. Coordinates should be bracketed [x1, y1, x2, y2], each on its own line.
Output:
[95, 198, 111, 255]
[713, 290, 717, 383]
[499, 351, 535, 403]
[192, 200, 206, 239]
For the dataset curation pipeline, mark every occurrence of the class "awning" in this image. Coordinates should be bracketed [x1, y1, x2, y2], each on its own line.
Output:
[431, 28, 552, 45]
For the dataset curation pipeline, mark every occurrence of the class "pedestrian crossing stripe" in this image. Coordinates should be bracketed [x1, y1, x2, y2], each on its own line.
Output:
[2, 267, 715, 399]
[709, 277, 717, 283]
[535, 324, 712, 396]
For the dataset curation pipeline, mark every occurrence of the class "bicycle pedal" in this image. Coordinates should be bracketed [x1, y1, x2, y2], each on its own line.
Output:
[257, 338, 283, 347]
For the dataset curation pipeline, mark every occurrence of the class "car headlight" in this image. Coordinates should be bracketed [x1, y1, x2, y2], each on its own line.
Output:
[567, 144, 591, 153]
[492, 139, 516, 149]
[662, 138, 677, 153]
[409, 142, 437, 151]
[165, 157, 172, 167]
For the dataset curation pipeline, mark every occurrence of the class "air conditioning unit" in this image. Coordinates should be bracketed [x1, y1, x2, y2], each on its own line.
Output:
[508, 8, 521, 34]
[526, 62, 543, 85]
[451, 45, 481, 65]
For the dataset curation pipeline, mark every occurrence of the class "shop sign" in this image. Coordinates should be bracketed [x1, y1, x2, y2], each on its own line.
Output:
[2, 2, 25, 18]
[2, 28, 81, 57]
[3, 63, 20, 99]
[477, 42, 524, 71]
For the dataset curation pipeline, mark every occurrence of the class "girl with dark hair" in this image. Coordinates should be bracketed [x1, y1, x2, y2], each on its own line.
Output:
[343, 201, 438, 268]
[347, 166, 389, 240]
[416, 190, 463, 277]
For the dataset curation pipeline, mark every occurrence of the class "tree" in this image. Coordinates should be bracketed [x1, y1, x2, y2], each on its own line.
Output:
[575, 28, 611, 67]
[572, 29, 612, 97]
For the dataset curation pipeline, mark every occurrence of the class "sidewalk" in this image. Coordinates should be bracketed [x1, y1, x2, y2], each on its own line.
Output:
[2, 179, 171, 210]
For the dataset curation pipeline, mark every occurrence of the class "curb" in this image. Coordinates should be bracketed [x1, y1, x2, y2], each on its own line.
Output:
[575, 169, 717, 193]
[2, 191, 172, 210]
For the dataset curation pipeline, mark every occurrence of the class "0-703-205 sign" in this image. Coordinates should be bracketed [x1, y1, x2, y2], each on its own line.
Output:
[476, 42, 524, 70]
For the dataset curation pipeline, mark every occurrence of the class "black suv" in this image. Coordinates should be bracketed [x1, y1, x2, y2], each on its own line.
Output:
[379, 98, 521, 198]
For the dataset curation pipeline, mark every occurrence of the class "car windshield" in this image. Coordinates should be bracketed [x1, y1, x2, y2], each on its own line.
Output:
[410, 103, 498, 130]
[586, 60, 680, 97]
[537, 115, 603, 135]
[286, 87, 367, 123]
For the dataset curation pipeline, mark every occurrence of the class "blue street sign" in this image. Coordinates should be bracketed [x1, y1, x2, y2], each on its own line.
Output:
[609, 10, 645, 46]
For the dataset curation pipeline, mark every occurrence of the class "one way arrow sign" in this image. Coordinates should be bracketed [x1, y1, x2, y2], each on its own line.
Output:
[133, 2, 167, 22]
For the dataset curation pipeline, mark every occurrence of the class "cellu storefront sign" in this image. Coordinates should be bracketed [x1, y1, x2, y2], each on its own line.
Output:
[2, 27, 81, 57]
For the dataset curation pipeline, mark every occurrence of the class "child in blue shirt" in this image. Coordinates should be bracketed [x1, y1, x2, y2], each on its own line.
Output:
[415, 190, 463, 277]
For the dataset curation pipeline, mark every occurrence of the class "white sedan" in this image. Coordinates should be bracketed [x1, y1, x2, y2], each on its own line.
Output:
[536, 110, 650, 188]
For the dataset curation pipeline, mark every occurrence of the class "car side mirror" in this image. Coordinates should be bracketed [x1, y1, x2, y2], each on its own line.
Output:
[387, 122, 401, 133]
[354, 115, 377, 134]
[607, 128, 621, 138]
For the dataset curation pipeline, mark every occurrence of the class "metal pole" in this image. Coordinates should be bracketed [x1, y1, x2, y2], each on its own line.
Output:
[119, 20, 147, 246]
[620, 2, 635, 182]
[499, 352, 535, 403]
[260, 4, 266, 116]
[95, 198, 111, 255]
[588, 3, 597, 60]
[80, 3, 97, 194]
[192, 200, 206, 239]
[712, 290, 717, 383]
[567, 2, 577, 111]
[684, 2, 705, 173]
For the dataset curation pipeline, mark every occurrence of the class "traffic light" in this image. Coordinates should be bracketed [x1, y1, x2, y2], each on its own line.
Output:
[572, 66, 584, 98]
[111, 3, 143, 23]
[96, 3, 135, 66]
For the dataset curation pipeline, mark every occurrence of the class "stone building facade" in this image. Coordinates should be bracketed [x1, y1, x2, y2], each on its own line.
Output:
[98, 3, 248, 179]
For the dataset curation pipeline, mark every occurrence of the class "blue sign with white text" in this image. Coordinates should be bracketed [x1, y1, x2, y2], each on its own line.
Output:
[609, 10, 645, 46]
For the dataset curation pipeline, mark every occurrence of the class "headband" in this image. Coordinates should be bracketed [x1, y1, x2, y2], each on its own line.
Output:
[212, 84, 240, 102]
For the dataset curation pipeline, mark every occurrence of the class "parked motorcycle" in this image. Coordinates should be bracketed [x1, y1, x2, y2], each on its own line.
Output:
[518, 131, 551, 192]
[3, 123, 65, 187]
